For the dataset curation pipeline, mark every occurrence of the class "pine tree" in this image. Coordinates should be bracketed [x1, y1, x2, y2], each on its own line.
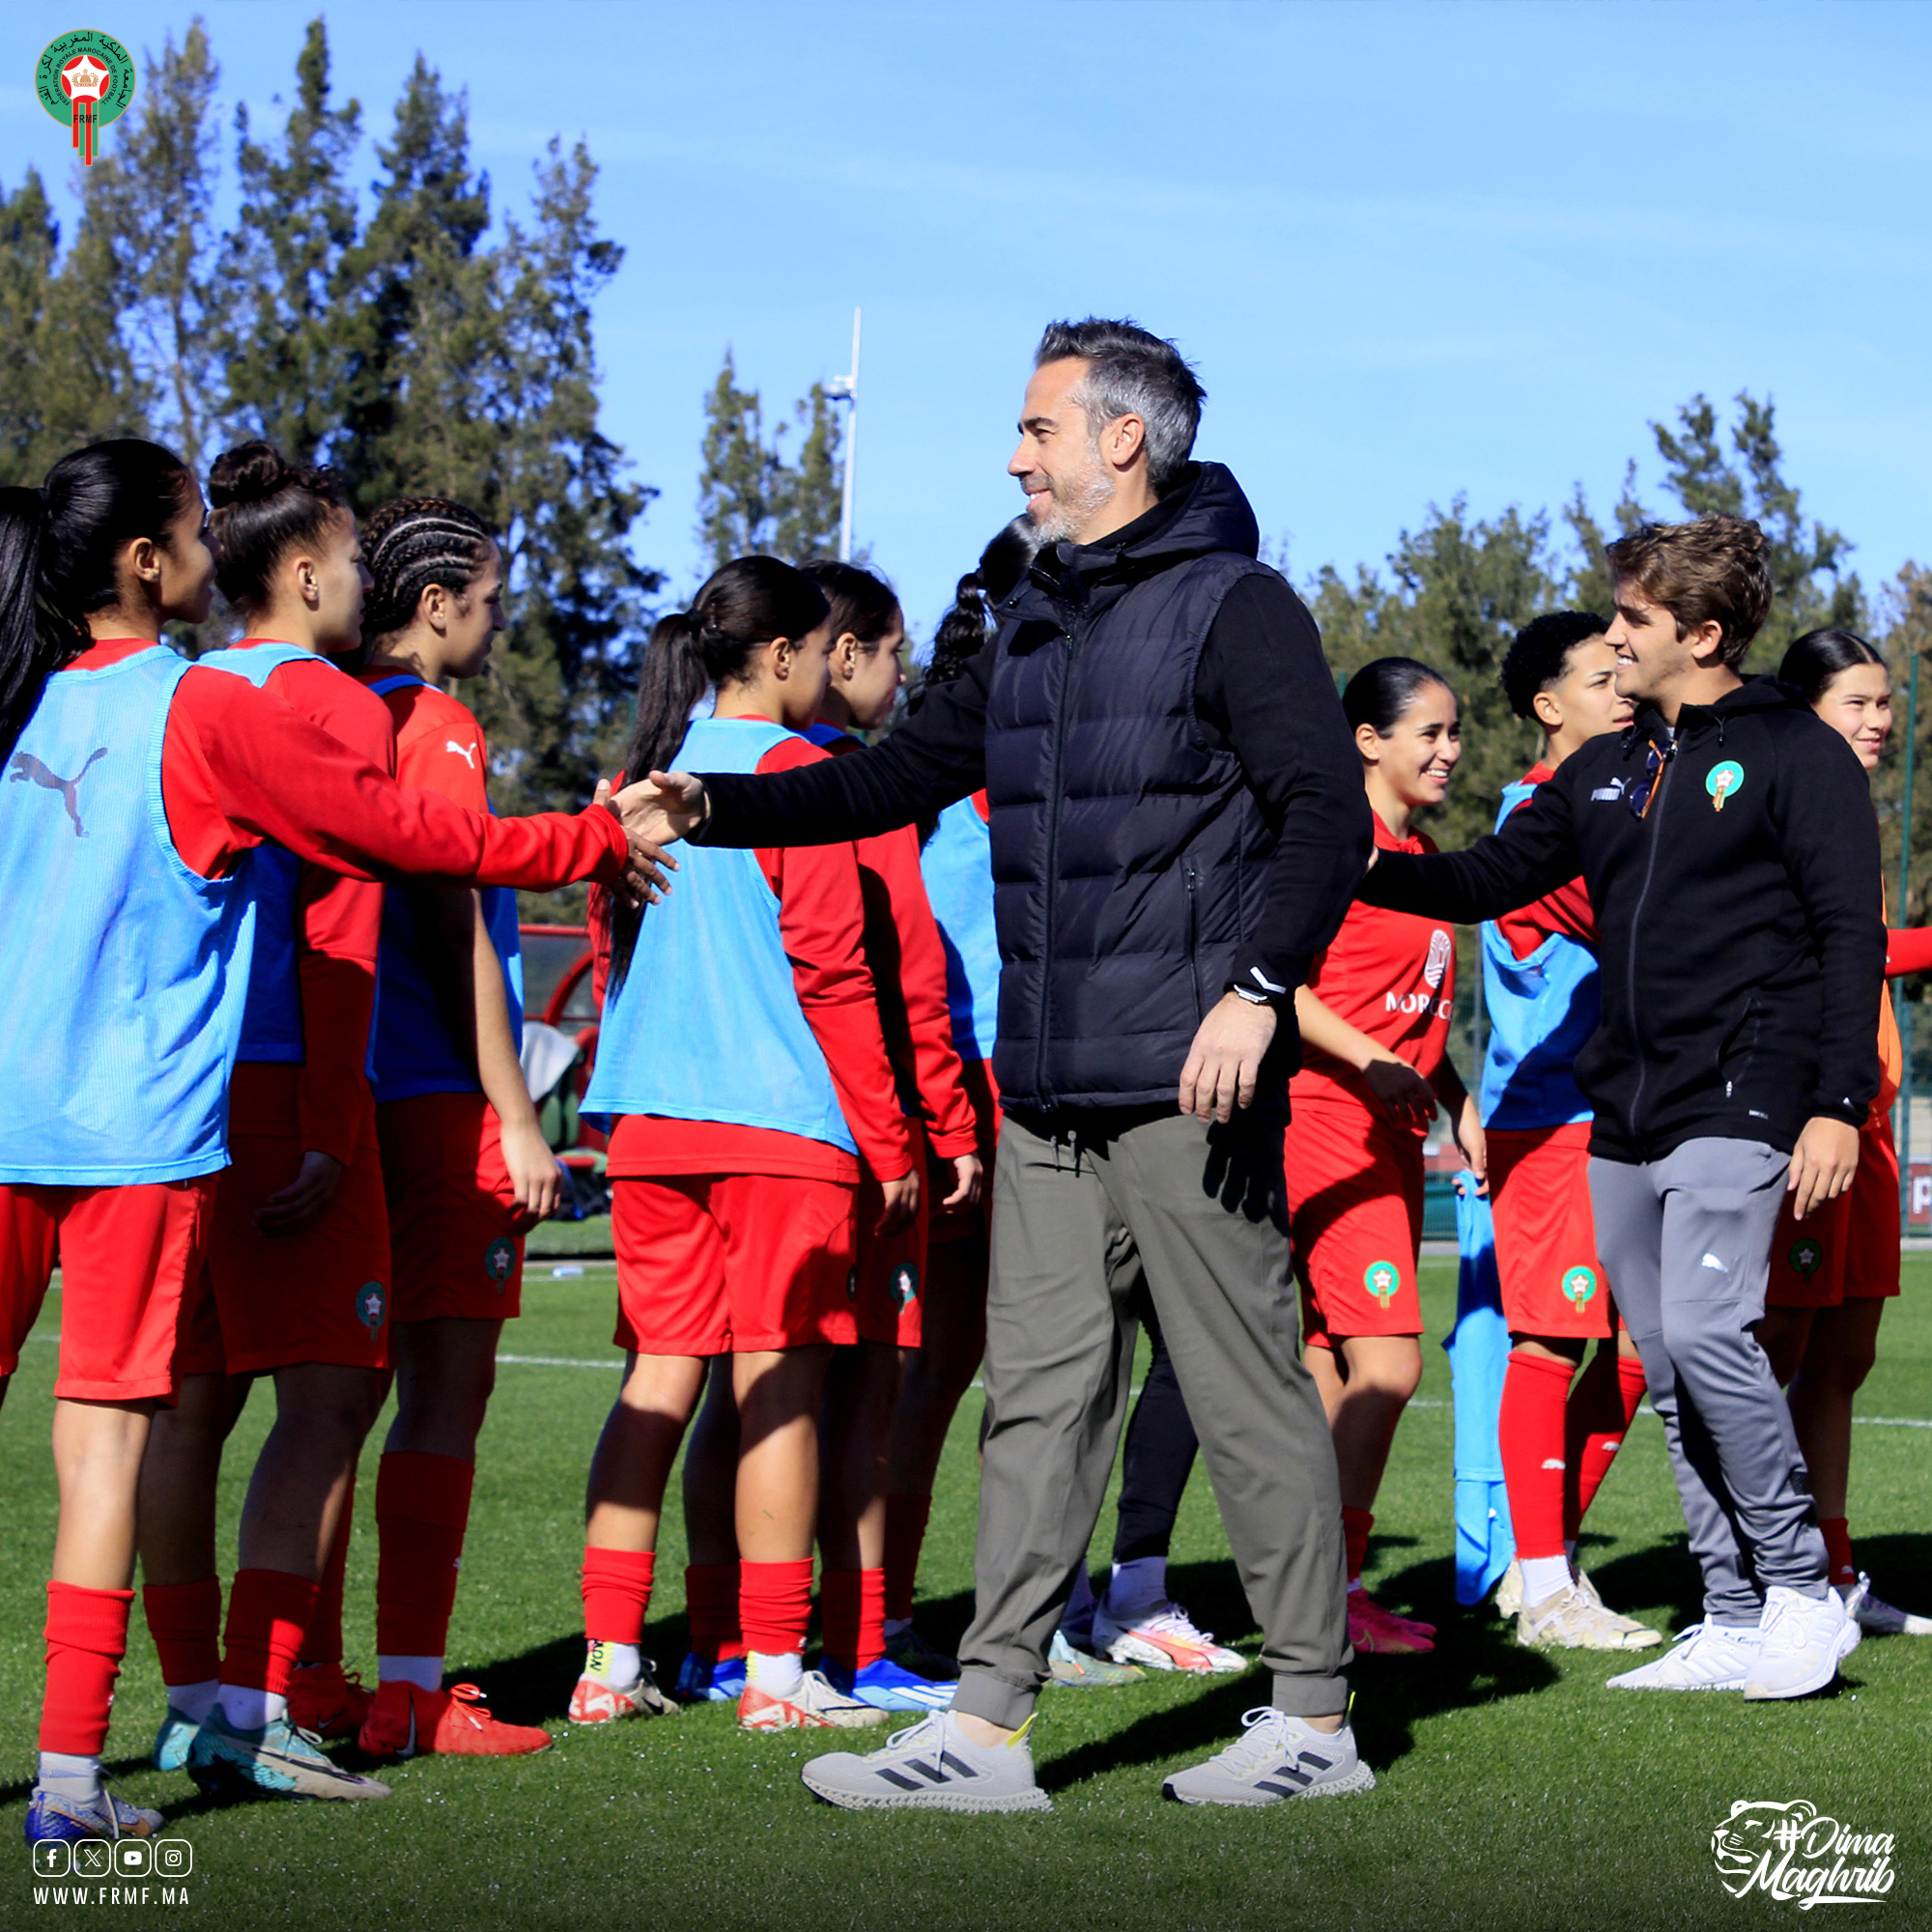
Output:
[482, 137, 661, 824]
[1646, 392, 1862, 661]
[334, 55, 493, 506]
[0, 169, 138, 486]
[1308, 497, 1564, 851]
[216, 17, 361, 462]
[75, 21, 223, 473]
[696, 353, 844, 568]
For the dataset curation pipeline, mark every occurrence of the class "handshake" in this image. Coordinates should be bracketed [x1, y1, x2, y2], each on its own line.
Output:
[591, 771, 712, 906]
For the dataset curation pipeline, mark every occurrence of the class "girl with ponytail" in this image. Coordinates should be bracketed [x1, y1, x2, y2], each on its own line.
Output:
[1285, 657, 1485, 1659]
[676, 558, 983, 1712]
[337, 495, 556, 1761]
[0, 440, 664, 1848]
[573, 556, 914, 1732]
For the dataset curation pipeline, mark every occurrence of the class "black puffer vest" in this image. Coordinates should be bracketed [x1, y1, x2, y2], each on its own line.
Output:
[985, 464, 1283, 1112]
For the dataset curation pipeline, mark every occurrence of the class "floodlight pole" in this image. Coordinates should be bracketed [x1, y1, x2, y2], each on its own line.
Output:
[828, 308, 861, 562]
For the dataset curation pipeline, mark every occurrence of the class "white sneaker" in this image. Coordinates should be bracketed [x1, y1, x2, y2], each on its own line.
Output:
[1493, 1558, 1522, 1619]
[1850, 1577, 1932, 1636]
[1162, 1708, 1375, 1806]
[1605, 1621, 1762, 1690]
[1742, 1582, 1862, 1701]
[738, 1669, 889, 1732]
[800, 1712, 1052, 1812]
[1518, 1584, 1663, 1651]
[1092, 1599, 1246, 1674]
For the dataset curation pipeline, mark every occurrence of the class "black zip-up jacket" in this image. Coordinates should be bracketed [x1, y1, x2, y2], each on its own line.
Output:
[1356, 677, 1885, 1162]
[690, 464, 1370, 1113]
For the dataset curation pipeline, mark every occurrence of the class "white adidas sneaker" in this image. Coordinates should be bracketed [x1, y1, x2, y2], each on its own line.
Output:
[800, 1712, 1052, 1813]
[1162, 1708, 1376, 1806]
[1742, 1582, 1862, 1701]
[1605, 1620, 1762, 1690]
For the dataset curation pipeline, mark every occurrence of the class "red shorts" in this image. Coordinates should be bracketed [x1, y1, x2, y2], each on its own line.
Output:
[378, 1093, 528, 1323]
[1766, 1117, 1900, 1308]
[929, 1058, 1001, 1248]
[1485, 1122, 1614, 1340]
[186, 1124, 392, 1376]
[854, 1140, 929, 1348]
[0, 1178, 215, 1401]
[1285, 1098, 1424, 1348]
[612, 1172, 858, 1355]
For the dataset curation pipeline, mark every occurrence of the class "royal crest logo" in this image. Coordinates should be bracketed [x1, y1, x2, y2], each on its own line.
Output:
[1560, 1264, 1598, 1308]
[1788, 1238, 1823, 1279]
[893, 1263, 920, 1309]
[1710, 1800, 1895, 1907]
[355, 1281, 386, 1332]
[484, 1236, 515, 1284]
[1362, 1261, 1400, 1309]
[35, 31, 135, 166]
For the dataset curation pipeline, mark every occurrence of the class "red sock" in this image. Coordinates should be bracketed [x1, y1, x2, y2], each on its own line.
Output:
[42, 1582, 133, 1756]
[684, 1562, 742, 1662]
[819, 1568, 887, 1670]
[883, 1493, 932, 1623]
[1342, 1506, 1375, 1585]
[1499, 1350, 1574, 1560]
[300, 1481, 355, 1667]
[740, 1558, 815, 1656]
[1565, 1353, 1648, 1541]
[374, 1451, 474, 1659]
[1819, 1517, 1857, 1592]
[582, 1547, 654, 1644]
[143, 1577, 222, 1690]
[220, 1569, 319, 1698]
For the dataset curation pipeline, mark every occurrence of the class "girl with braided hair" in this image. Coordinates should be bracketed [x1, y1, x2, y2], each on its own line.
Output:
[0, 443, 662, 1846]
[307, 494, 558, 1762]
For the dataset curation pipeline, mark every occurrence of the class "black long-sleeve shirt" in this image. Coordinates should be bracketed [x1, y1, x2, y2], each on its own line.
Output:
[696, 569, 1371, 1002]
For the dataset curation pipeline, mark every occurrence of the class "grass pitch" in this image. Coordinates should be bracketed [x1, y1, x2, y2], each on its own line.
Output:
[2, 1260, 1927, 1931]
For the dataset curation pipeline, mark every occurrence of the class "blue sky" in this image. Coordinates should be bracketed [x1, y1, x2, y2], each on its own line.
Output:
[6, 1, 1928, 640]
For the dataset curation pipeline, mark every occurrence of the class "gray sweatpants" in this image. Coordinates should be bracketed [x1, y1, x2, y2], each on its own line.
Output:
[953, 1108, 1350, 1729]
[1589, 1138, 1829, 1624]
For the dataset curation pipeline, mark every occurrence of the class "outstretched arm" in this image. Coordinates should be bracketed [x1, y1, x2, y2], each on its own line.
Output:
[1357, 776, 1583, 923]
[640, 640, 994, 851]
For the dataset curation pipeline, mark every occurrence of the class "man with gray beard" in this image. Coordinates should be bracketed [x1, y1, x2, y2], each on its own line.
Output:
[634, 319, 1375, 1809]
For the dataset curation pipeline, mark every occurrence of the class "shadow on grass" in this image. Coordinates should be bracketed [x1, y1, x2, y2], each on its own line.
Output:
[1850, 1532, 1932, 1611]
[1034, 1554, 1561, 1791]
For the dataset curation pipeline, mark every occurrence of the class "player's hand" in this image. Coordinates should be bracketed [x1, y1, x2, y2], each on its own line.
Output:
[256, 1150, 345, 1236]
[1455, 1094, 1489, 1195]
[876, 1165, 921, 1236]
[500, 1114, 564, 1228]
[593, 779, 678, 907]
[1361, 1055, 1436, 1131]
[1179, 992, 1277, 1123]
[1787, 1115, 1861, 1221]
[938, 1152, 983, 1211]
[617, 770, 711, 848]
